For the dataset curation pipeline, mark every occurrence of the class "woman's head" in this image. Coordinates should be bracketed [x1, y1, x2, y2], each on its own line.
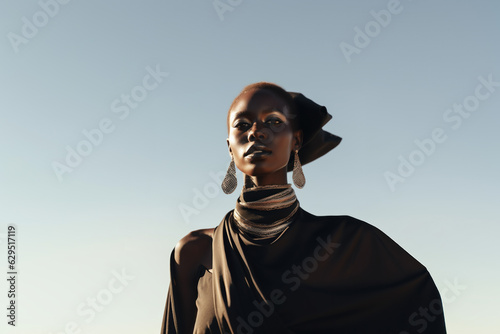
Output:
[226, 82, 303, 186]
[227, 83, 299, 132]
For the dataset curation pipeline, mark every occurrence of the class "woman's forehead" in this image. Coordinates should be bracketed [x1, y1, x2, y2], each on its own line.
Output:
[229, 89, 290, 117]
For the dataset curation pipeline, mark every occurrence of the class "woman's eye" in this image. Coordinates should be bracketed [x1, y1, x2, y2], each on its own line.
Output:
[234, 122, 250, 130]
[266, 118, 284, 126]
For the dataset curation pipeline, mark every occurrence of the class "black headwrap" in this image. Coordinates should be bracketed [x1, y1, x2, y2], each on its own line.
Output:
[286, 92, 342, 171]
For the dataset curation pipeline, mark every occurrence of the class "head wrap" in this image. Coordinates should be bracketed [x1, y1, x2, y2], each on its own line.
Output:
[286, 92, 342, 171]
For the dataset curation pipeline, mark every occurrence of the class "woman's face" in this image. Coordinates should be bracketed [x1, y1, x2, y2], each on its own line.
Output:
[227, 88, 302, 184]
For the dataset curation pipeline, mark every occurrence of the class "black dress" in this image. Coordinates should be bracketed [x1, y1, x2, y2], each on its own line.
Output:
[161, 207, 446, 333]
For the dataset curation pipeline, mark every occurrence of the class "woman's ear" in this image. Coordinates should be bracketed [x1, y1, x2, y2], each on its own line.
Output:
[293, 129, 303, 151]
[226, 138, 232, 156]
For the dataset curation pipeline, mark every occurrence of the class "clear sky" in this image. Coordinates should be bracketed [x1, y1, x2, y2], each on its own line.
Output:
[1, 0, 499, 333]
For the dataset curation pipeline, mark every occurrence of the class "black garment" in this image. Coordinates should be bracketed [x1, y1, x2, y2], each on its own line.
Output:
[161, 207, 446, 333]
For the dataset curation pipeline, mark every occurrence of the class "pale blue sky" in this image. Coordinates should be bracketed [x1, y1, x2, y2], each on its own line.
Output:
[1, 1, 499, 333]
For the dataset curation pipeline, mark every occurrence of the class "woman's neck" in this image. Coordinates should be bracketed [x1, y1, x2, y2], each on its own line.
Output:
[244, 173, 288, 188]
[233, 183, 299, 239]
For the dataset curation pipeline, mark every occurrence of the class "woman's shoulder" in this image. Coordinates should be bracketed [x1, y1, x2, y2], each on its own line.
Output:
[173, 228, 214, 271]
[299, 208, 424, 268]
[299, 207, 375, 231]
[298, 208, 404, 248]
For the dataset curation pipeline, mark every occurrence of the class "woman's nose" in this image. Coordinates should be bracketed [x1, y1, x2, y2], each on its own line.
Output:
[248, 122, 271, 143]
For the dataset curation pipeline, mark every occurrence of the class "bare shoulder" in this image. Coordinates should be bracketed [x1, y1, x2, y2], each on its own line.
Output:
[173, 228, 214, 270]
[169, 228, 214, 333]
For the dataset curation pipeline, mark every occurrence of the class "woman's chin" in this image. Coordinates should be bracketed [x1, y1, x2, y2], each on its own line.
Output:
[240, 165, 289, 180]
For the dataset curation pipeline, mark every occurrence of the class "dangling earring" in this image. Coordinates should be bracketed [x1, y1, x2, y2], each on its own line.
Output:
[221, 155, 237, 194]
[292, 150, 305, 189]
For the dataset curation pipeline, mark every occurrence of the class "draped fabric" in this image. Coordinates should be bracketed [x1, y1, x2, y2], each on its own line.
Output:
[233, 184, 299, 239]
[161, 198, 446, 333]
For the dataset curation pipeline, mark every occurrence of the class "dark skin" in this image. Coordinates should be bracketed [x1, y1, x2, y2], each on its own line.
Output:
[227, 88, 303, 187]
[172, 88, 302, 332]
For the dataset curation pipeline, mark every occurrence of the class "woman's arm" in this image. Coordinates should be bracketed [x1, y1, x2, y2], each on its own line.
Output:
[161, 229, 213, 333]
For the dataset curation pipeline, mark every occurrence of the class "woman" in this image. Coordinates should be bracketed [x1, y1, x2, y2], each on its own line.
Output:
[161, 82, 446, 333]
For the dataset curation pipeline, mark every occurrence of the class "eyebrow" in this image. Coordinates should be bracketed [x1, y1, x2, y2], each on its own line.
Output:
[231, 109, 286, 120]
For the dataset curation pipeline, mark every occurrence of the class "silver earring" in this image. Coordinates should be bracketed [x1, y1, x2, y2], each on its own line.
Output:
[292, 150, 305, 189]
[221, 156, 237, 194]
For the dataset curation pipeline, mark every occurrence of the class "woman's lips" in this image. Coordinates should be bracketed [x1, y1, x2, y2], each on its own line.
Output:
[245, 151, 271, 158]
[244, 145, 271, 156]
[244, 148, 272, 161]
[244, 145, 272, 161]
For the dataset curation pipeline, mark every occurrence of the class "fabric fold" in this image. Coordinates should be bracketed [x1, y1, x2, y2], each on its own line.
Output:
[208, 207, 446, 333]
[233, 184, 299, 239]
[162, 206, 446, 333]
